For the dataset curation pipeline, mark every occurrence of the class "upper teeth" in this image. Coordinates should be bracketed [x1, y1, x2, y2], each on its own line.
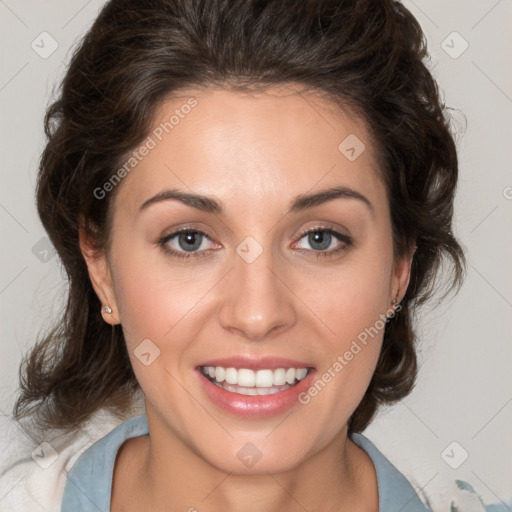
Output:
[201, 366, 308, 387]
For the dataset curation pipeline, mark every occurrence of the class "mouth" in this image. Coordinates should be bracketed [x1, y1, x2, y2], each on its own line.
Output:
[199, 365, 311, 396]
[195, 356, 317, 417]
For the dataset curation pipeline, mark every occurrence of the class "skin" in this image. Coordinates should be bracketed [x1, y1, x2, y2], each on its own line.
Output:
[80, 84, 413, 512]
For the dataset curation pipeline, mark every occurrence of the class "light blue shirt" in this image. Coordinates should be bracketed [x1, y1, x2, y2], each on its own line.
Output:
[61, 414, 433, 511]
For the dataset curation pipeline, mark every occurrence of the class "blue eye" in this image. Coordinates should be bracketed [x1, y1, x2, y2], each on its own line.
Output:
[158, 229, 214, 259]
[294, 227, 353, 258]
[158, 226, 352, 260]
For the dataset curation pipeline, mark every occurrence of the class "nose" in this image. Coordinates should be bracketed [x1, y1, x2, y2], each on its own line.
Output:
[218, 243, 297, 342]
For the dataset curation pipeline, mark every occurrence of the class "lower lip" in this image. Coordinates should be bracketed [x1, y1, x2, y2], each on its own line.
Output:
[196, 368, 316, 418]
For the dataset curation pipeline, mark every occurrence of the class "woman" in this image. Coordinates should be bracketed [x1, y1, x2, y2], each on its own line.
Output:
[10, 0, 474, 510]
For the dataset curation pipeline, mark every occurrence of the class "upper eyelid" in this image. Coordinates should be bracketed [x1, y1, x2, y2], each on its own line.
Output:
[161, 225, 351, 248]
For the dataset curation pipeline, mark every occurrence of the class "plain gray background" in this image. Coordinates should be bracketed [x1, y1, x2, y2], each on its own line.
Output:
[1, 0, 511, 510]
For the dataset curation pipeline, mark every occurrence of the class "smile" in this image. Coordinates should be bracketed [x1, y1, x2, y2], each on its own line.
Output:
[200, 366, 309, 396]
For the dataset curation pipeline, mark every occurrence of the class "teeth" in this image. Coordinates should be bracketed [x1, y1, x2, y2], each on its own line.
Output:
[296, 368, 308, 380]
[201, 366, 309, 387]
[255, 369, 273, 387]
[238, 368, 256, 387]
[214, 381, 292, 395]
[214, 366, 225, 383]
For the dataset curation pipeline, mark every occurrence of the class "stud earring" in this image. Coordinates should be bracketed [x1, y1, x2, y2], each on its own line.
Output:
[103, 305, 112, 314]
[386, 291, 401, 323]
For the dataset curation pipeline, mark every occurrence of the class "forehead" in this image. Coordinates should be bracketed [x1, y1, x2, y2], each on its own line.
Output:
[112, 84, 386, 217]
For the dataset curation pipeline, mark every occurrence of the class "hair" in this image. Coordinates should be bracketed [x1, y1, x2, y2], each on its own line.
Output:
[14, 0, 465, 434]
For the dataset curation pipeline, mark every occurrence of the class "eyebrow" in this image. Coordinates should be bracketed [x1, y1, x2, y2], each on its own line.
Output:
[138, 186, 374, 217]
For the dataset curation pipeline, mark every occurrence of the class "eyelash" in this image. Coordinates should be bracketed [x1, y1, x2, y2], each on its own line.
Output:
[157, 226, 353, 260]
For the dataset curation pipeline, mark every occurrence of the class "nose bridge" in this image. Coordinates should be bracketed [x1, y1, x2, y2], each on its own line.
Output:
[218, 235, 296, 340]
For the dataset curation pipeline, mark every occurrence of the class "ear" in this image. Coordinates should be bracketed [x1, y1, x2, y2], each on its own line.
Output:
[78, 223, 121, 325]
[390, 244, 415, 308]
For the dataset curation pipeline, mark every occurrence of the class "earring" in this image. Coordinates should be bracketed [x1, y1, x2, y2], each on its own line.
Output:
[386, 291, 400, 323]
[104, 305, 112, 314]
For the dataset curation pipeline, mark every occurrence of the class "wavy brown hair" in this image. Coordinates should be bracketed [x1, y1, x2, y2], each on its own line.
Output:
[14, 0, 465, 433]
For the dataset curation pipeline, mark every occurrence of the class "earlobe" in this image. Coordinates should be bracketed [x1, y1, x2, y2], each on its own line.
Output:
[78, 224, 120, 325]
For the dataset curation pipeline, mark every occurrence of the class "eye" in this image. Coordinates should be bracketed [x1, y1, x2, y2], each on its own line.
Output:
[158, 228, 217, 259]
[158, 226, 352, 260]
[293, 227, 352, 258]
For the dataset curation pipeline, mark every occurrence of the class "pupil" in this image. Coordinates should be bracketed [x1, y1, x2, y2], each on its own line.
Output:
[310, 231, 331, 251]
[179, 232, 201, 251]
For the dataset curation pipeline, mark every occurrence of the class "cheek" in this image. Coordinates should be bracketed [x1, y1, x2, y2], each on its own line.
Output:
[110, 243, 177, 345]
[111, 242, 222, 362]
[310, 253, 392, 342]
[299, 250, 392, 412]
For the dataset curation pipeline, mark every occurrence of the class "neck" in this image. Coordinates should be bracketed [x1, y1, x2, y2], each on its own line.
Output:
[111, 410, 378, 512]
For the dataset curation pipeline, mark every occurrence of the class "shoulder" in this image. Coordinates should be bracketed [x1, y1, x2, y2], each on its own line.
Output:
[350, 433, 512, 512]
[351, 432, 432, 511]
[0, 410, 124, 512]
[60, 414, 149, 512]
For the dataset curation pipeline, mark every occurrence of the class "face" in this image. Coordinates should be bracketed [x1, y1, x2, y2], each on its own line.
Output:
[82, 84, 411, 474]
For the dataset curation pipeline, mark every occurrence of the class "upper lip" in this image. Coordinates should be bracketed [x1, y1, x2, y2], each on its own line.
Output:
[197, 355, 314, 371]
